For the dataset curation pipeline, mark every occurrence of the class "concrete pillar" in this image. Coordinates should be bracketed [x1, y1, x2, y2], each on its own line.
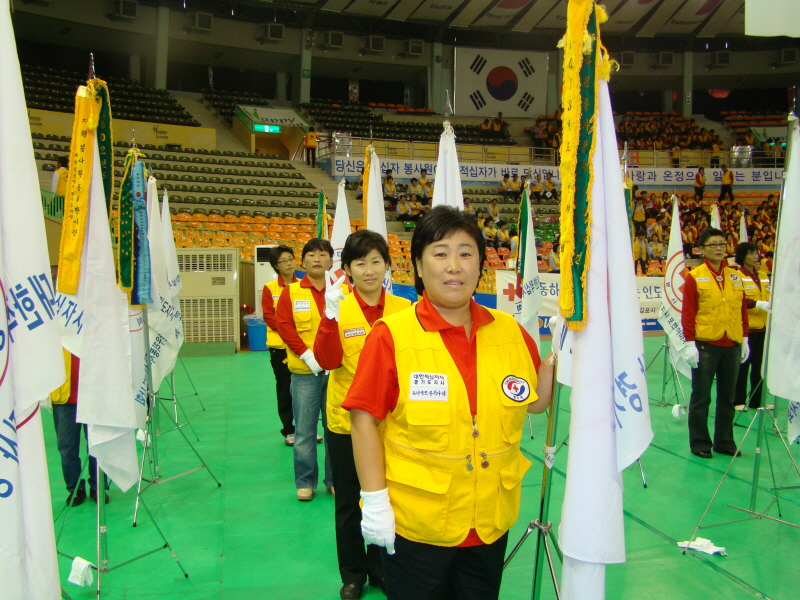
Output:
[276, 71, 287, 103]
[430, 42, 443, 112]
[154, 6, 169, 90]
[682, 52, 693, 118]
[663, 88, 674, 113]
[129, 54, 141, 82]
[299, 30, 312, 105]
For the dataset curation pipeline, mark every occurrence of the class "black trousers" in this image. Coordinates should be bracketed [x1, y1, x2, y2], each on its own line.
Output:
[689, 341, 740, 453]
[327, 429, 383, 586]
[382, 533, 508, 600]
[269, 348, 294, 436]
[718, 184, 734, 202]
[306, 147, 316, 168]
[694, 186, 704, 203]
[735, 330, 766, 408]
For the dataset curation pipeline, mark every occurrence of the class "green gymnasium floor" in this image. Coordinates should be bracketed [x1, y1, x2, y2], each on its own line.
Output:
[46, 335, 799, 600]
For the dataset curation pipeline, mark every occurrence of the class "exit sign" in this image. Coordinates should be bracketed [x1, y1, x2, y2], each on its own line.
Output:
[254, 124, 281, 133]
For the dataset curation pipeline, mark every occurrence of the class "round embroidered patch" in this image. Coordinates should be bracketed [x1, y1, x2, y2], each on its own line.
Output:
[502, 375, 530, 402]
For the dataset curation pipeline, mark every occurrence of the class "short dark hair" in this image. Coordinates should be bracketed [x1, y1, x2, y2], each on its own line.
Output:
[340, 230, 391, 276]
[301, 238, 334, 261]
[410, 206, 485, 294]
[735, 242, 758, 266]
[269, 245, 294, 270]
[698, 227, 725, 247]
[57, 156, 69, 169]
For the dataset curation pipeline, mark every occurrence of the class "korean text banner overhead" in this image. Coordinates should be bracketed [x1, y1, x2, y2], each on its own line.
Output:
[454, 48, 548, 118]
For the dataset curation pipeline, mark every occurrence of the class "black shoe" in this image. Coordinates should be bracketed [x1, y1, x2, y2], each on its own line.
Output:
[692, 450, 713, 459]
[340, 583, 363, 600]
[66, 488, 86, 506]
[369, 578, 387, 596]
[89, 489, 110, 504]
[715, 448, 742, 457]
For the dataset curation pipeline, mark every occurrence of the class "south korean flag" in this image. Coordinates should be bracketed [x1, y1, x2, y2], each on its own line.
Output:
[455, 48, 548, 118]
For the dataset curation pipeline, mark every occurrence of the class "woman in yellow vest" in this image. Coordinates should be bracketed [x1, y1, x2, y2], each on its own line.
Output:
[407, 177, 424, 198]
[51, 156, 69, 197]
[547, 242, 561, 273]
[488, 198, 501, 222]
[343, 206, 554, 599]
[542, 172, 558, 201]
[734, 242, 770, 410]
[262, 245, 299, 445]
[719, 165, 734, 203]
[276, 238, 348, 501]
[632, 231, 649, 275]
[304, 127, 318, 168]
[530, 173, 543, 201]
[418, 168, 432, 198]
[508, 174, 522, 201]
[383, 171, 398, 204]
[497, 174, 512, 202]
[681, 227, 749, 458]
[694, 167, 705, 204]
[314, 230, 412, 599]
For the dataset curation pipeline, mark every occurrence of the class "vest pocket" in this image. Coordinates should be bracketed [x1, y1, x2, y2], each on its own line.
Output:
[294, 309, 312, 332]
[386, 455, 452, 541]
[495, 453, 532, 532]
[405, 402, 451, 451]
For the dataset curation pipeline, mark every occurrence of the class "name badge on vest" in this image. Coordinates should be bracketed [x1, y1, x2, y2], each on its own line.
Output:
[273, 294, 281, 301]
[744, 285, 756, 290]
[294, 300, 311, 312]
[409, 373, 448, 401]
[696, 277, 710, 283]
[344, 327, 366, 338]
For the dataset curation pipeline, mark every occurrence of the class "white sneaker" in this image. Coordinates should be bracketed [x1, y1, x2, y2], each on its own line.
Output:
[284, 434, 295, 446]
[316, 434, 323, 444]
[734, 405, 748, 412]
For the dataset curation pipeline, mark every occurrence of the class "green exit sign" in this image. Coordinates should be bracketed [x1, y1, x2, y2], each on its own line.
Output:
[254, 124, 281, 133]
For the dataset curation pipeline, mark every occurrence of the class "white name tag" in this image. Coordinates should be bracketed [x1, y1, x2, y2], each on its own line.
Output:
[293, 300, 311, 312]
[745, 285, 756, 290]
[409, 372, 448, 402]
[696, 277, 710, 282]
[272, 295, 281, 300]
[344, 327, 366, 338]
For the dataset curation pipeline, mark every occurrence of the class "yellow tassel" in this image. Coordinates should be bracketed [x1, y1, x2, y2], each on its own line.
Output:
[596, 3, 609, 24]
[582, 32, 594, 55]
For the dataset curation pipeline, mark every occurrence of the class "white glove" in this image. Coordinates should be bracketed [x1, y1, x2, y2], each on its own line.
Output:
[755, 301, 770, 312]
[548, 314, 561, 359]
[684, 342, 700, 369]
[740, 338, 750, 364]
[324, 272, 347, 321]
[300, 349, 323, 375]
[360, 488, 396, 555]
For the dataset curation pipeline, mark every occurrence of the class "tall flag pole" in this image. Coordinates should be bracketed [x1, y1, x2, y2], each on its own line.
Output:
[362, 145, 393, 292]
[432, 92, 464, 209]
[557, 3, 653, 599]
[711, 203, 721, 229]
[739, 210, 748, 243]
[329, 178, 352, 283]
[765, 114, 800, 444]
[0, 5, 66, 596]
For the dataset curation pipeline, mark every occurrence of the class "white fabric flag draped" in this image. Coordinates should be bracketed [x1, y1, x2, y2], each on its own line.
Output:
[745, 0, 800, 37]
[64, 142, 140, 491]
[710, 203, 721, 229]
[330, 178, 352, 280]
[560, 80, 652, 600]
[431, 122, 464, 209]
[518, 187, 543, 350]
[658, 199, 693, 380]
[739, 212, 748, 243]
[161, 189, 184, 355]
[365, 146, 393, 292]
[0, 5, 65, 596]
[766, 115, 800, 444]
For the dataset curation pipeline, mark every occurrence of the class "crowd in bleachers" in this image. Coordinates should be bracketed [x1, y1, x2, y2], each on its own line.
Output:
[615, 113, 724, 153]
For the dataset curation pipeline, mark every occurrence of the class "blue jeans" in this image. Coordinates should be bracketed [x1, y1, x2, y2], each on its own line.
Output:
[291, 372, 332, 489]
[52, 403, 97, 493]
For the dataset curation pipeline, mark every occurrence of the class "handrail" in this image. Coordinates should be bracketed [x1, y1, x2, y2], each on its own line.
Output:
[40, 188, 64, 221]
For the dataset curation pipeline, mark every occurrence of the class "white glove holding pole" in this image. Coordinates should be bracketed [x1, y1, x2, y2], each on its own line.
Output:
[755, 301, 770, 312]
[360, 488, 396, 555]
[740, 338, 750, 364]
[324, 271, 347, 321]
[300, 349, 323, 375]
[683, 342, 699, 369]
[548, 314, 561, 360]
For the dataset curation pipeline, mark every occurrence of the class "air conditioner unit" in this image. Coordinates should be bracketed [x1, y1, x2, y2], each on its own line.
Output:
[114, 0, 138, 19]
[177, 248, 240, 350]
[188, 12, 213, 32]
[403, 39, 424, 57]
[266, 23, 284, 42]
[366, 35, 385, 53]
[658, 51, 674, 67]
[620, 51, 635, 68]
[780, 48, 797, 64]
[324, 31, 345, 49]
[253, 244, 278, 318]
[713, 51, 730, 67]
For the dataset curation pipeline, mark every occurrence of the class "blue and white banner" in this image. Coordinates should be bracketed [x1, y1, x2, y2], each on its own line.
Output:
[454, 48, 548, 118]
[628, 167, 783, 187]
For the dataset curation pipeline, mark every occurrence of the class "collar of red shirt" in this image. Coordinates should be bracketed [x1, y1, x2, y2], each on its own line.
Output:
[704, 258, 727, 276]
[353, 287, 385, 310]
[299, 274, 325, 290]
[415, 291, 494, 333]
[277, 275, 298, 288]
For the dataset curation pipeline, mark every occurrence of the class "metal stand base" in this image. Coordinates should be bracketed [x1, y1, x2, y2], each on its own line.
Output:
[647, 337, 688, 409]
[505, 519, 562, 600]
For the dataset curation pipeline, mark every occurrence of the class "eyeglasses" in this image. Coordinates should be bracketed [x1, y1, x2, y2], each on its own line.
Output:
[703, 243, 726, 249]
[277, 258, 295, 265]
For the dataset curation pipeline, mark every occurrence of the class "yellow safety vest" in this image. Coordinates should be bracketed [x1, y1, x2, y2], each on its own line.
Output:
[327, 293, 411, 434]
[408, 184, 424, 196]
[51, 349, 72, 405]
[380, 307, 537, 546]
[690, 263, 745, 343]
[286, 282, 323, 374]
[509, 180, 521, 191]
[499, 180, 510, 191]
[740, 273, 770, 330]
[384, 181, 396, 195]
[531, 180, 542, 192]
[264, 279, 287, 350]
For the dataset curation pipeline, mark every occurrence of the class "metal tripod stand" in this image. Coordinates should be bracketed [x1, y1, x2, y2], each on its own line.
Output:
[646, 336, 688, 410]
[156, 359, 205, 440]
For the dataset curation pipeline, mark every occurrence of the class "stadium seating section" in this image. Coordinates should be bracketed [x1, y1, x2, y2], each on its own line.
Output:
[202, 90, 270, 125]
[722, 111, 789, 136]
[21, 65, 199, 127]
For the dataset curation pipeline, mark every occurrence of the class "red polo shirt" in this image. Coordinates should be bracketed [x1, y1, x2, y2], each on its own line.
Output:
[275, 275, 327, 357]
[315, 288, 385, 370]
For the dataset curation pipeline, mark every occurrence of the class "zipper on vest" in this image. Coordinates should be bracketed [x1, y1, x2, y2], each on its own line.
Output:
[471, 418, 479, 438]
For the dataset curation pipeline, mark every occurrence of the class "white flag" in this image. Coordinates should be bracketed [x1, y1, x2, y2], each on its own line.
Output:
[560, 80, 652, 598]
[766, 115, 800, 439]
[739, 211, 748, 243]
[0, 5, 64, 596]
[330, 178, 352, 280]
[431, 123, 464, 210]
[518, 186, 542, 350]
[65, 142, 140, 492]
[161, 189, 182, 297]
[745, 0, 800, 37]
[710, 203, 721, 229]
[365, 146, 393, 292]
[658, 198, 693, 380]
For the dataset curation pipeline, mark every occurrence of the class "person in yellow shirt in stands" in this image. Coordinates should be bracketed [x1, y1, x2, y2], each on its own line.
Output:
[542, 172, 558, 201]
[488, 198, 501, 222]
[51, 156, 69, 197]
[383, 170, 398, 205]
[496, 220, 512, 250]
[418, 169, 432, 199]
[407, 178, 424, 198]
[694, 167, 705, 204]
[530, 173, 542, 201]
[632, 230, 649, 275]
[304, 127, 318, 168]
[718, 165, 734, 203]
[632, 198, 646, 229]
[547, 241, 560, 273]
[482, 217, 499, 249]
[497, 173, 512, 202]
[509, 174, 522, 201]
[463, 197, 476, 217]
[409, 194, 428, 220]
